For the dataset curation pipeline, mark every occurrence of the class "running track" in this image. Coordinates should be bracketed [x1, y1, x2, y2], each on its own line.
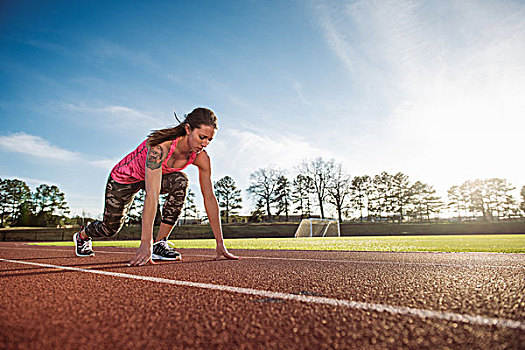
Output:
[1, 242, 524, 349]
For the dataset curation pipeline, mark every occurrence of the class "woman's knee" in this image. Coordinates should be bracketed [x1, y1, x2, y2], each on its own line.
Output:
[104, 220, 125, 237]
[85, 219, 123, 238]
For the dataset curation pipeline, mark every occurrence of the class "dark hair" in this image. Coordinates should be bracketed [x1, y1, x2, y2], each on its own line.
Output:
[146, 107, 218, 147]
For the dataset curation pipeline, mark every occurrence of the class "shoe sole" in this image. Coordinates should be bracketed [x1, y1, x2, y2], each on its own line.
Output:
[73, 233, 95, 257]
[151, 254, 182, 261]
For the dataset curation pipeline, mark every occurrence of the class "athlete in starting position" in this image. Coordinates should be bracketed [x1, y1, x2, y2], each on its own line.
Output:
[73, 107, 239, 265]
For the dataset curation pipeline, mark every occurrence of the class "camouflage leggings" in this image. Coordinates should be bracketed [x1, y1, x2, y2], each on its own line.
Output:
[85, 172, 188, 238]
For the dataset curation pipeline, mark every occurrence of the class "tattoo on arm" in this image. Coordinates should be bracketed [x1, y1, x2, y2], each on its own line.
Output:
[146, 145, 164, 170]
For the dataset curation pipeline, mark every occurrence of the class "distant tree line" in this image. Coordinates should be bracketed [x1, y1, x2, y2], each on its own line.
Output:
[2, 160, 524, 227]
[243, 157, 524, 223]
[447, 179, 521, 221]
[0, 178, 73, 227]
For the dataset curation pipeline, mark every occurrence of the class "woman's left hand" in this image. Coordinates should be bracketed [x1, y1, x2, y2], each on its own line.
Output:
[215, 245, 240, 260]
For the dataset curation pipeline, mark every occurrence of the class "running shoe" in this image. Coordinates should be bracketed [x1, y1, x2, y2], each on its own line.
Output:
[73, 230, 95, 257]
[152, 239, 182, 261]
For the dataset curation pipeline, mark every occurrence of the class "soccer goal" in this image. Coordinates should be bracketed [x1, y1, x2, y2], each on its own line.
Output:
[294, 218, 340, 238]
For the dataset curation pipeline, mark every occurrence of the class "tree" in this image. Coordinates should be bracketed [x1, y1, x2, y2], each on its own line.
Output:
[33, 184, 68, 214]
[247, 168, 281, 222]
[451, 178, 520, 221]
[371, 172, 395, 221]
[485, 178, 517, 219]
[390, 172, 412, 223]
[410, 181, 443, 222]
[274, 175, 292, 221]
[521, 185, 525, 215]
[15, 199, 36, 226]
[410, 181, 426, 222]
[327, 163, 352, 223]
[351, 175, 372, 222]
[0, 179, 11, 226]
[291, 174, 314, 218]
[0, 178, 32, 227]
[214, 176, 242, 223]
[457, 181, 473, 219]
[249, 198, 265, 223]
[300, 157, 335, 219]
[447, 185, 465, 220]
[454, 180, 478, 219]
[33, 184, 69, 226]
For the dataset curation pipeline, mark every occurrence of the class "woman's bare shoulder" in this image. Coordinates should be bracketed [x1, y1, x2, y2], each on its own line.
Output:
[193, 150, 211, 169]
[146, 140, 171, 167]
[147, 140, 171, 153]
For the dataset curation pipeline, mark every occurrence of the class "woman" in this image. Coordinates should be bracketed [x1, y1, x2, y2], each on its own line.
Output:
[73, 107, 239, 266]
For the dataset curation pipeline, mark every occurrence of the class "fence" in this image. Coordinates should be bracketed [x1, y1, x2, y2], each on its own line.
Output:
[1, 221, 525, 241]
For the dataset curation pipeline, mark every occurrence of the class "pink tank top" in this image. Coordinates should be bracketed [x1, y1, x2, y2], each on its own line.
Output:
[110, 137, 197, 184]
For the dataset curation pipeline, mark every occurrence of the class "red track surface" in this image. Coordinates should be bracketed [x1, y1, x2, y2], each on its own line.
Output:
[1, 242, 524, 349]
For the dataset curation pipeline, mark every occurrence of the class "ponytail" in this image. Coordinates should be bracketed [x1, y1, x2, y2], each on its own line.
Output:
[146, 107, 218, 147]
[146, 124, 186, 147]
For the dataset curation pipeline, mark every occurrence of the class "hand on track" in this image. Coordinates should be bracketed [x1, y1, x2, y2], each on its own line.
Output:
[128, 242, 156, 266]
[215, 245, 240, 260]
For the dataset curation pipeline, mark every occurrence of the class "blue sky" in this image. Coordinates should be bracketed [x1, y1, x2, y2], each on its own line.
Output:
[1, 0, 524, 218]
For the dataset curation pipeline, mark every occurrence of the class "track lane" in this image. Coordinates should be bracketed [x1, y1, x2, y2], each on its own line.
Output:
[2, 257, 524, 331]
[1, 245, 525, 320]
[1, 243, 524, 349]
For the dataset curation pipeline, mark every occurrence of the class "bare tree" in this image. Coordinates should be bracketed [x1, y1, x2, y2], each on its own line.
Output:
[327, 163, 352, 223]
[247, 167, 282, 222]
[300, 157, 335, 219]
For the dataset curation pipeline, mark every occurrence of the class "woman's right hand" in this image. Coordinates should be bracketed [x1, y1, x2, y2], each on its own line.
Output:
[128, 241, 156, 266]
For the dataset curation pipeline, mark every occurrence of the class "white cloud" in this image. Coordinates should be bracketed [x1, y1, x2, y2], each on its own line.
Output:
[293, 81, 312, 106]
[89, 39, 156, 68]
[14, 37, 67, 54]
[0, 132, 80, 161]
[316, 7, 356, 75]
[63, 103, 165, 130]
[0, 132, 115, 169]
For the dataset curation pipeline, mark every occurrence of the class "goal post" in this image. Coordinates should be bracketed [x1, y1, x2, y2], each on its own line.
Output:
[294, 218, 340, 238]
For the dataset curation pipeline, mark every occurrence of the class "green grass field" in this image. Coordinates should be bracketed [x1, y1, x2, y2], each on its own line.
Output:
[32, 234, 525, 253]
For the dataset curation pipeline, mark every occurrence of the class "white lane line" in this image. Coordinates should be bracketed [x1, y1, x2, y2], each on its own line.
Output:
[1, 247, 524, 269]
[1, 258, 524, 331]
